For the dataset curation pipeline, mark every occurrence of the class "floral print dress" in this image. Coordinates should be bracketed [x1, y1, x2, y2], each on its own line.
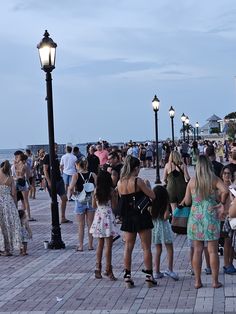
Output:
[187, 192, 220, 241]
[0, 185, 22, 253]
[90, 201, 119, 238]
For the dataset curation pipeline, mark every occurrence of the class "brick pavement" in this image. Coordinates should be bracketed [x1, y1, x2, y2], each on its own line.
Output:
[0, 167, 235, 314]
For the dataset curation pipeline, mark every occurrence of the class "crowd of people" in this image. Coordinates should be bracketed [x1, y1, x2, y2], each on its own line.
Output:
[1, 138, 236, 290]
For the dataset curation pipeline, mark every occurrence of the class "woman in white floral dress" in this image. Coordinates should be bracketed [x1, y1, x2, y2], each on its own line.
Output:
[90, 170, 118, 280]
[0, 160, 22, 256]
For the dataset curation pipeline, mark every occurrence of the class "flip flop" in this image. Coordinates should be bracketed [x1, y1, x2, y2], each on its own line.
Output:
[0, 251, 12, 256]
[88, 247, 94, 251]
[213, 282, 223, 289]
[61, 219, 73, 224]
[28, 218, 37, 222]
[194, 283, 203, 289]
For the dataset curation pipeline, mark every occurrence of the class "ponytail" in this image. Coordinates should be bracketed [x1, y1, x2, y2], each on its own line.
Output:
[120, 155, 140, 180]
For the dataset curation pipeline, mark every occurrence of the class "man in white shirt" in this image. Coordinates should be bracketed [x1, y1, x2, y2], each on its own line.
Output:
[60, 144, 77, 197]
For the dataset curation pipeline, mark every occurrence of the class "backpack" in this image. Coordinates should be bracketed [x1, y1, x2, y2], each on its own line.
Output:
[77, 173, 95, 203]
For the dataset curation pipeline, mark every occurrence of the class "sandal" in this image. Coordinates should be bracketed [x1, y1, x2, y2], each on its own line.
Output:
[104, 265, 117, 281]
[124, 269, 134, 288]
[61, 219, 73, 224]
[28, 218, 37, 222]
[75, 246, 83, 252]
[0, 251, 12, 256]
[194, 283, 203, 289]
[95, 263, 102, 279]
[142, 269, 157, 288]
[212, 282, 223, 289]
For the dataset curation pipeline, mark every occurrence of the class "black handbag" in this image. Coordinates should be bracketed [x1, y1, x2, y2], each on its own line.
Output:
[17, 178, 26, 187]
[133, 177, 152, 214]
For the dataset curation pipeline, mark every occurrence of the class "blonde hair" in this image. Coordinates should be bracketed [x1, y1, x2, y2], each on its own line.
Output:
[169, 151, 182, 166]
[120, 155, 140, 180]
[195, 155, 214, 199]
[76, 158, 88, 171]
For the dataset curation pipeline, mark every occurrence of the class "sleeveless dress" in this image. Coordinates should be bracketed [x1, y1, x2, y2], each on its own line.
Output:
[0, 185, 22, 253]
[152, 218, 173, 244]
[166, 165, 187, 203]
[187, 192, 220, 241]
[90, 201, 118, 238]
[119, 192, 153, 232]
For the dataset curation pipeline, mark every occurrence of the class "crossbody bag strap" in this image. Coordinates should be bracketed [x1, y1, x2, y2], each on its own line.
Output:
[133, 177, 138, 209]
[175, 163, 184, 175]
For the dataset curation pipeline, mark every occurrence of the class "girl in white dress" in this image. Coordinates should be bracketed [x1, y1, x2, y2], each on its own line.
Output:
[90, 171, 118, 280]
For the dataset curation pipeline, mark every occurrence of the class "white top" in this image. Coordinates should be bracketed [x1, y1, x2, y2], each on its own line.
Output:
[60, 153, 77, 175]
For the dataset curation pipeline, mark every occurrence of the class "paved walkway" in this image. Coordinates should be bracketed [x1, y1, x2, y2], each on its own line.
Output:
[0, 167, 236, 314]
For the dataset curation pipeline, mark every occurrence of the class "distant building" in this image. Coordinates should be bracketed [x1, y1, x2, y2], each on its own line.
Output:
[199, 114, 221, 135]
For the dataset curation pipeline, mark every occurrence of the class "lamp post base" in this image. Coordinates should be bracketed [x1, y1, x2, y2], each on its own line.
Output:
[155, 178, 162, 184]
[48, 239, 65, 250]
[48, 226, 66, 249]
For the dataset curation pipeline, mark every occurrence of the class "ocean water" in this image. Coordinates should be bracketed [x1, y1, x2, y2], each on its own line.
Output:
[0, 142, 125, 164]
[0, 145, 88, 164]
[0, 149, 18, 164]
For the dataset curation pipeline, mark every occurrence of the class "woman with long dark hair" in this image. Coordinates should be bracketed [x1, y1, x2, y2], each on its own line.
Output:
[90, 170, 118, 280]
[117, 156, 156, 288]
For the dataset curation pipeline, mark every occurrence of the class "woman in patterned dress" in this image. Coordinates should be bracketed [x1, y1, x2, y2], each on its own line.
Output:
[90, 170, 118, 280]
[0, 160, 22, 256]
[183, 155, 228, 289]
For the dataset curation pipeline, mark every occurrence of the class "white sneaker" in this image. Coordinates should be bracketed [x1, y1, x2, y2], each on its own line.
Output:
[164, 269, 179, 281]
[154, 272, 164, 279]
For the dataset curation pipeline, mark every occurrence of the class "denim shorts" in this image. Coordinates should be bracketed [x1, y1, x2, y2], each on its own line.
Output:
[74, 200, 95, 215]
[62, 173, 73, 186]
[16, 179, 29, 192]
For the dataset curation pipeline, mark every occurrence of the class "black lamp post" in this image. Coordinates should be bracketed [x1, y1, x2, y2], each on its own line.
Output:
[181, 113, 186, 141]
[169, 106, 175, 150]
[193, 127, 196, 141]
[152, 95, 161, 184]
[185, 116, 190, 142]
[196, 122, 199, 141]
[37, 30, 65, 249]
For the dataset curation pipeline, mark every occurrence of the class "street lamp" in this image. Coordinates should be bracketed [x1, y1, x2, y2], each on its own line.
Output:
[195, 122, 199, 140]
[185, 116, 190, 142]
[152, 95, 161, 184]
[169, 106, 175, 150]
[181, 113, 186, 141]
[37, 30, 65, 249]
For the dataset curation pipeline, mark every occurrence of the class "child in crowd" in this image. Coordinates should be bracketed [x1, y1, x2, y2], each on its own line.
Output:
[151, 185, 179, 280]
[18, 210, 32, 255]
[90, 171, 118, 280]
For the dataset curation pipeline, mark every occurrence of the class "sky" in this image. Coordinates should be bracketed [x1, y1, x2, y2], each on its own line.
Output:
[1, 0, 236, 148]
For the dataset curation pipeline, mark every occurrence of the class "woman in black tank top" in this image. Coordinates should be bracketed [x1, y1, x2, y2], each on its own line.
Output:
[117, 156, 156, 288]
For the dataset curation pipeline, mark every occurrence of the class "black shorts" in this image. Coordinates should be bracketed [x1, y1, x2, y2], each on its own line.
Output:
[46, 179, 66, 197]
